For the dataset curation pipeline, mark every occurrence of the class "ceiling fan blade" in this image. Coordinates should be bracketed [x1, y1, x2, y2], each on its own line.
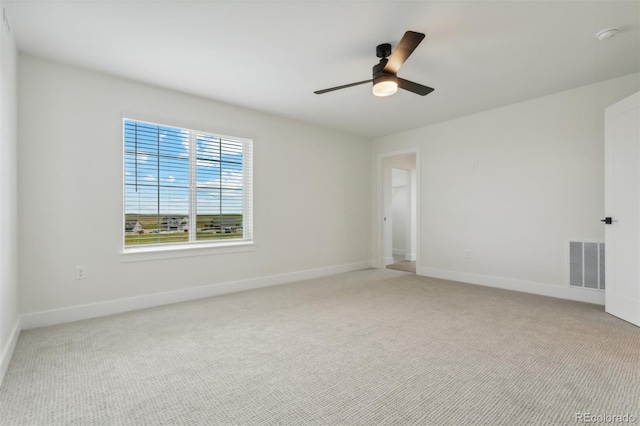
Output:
[397, 78, 434, 96]
[384, 31, 425, 74]
[314, 79, 373, 95]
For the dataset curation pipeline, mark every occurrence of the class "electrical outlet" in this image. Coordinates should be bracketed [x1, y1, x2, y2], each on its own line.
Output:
[471, 159, 478, 168]
[76, 266, 86, 280]
[316, 245, 323, 254]
[464, 250, 471, 259]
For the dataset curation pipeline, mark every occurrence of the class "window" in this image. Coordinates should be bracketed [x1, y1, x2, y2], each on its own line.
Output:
[123, 118, 253, 250]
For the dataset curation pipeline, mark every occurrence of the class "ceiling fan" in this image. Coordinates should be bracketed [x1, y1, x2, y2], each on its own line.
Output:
[314, 31, 434, 98]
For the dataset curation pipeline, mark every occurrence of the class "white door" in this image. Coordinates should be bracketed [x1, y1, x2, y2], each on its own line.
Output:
[604, 91, 640, 326]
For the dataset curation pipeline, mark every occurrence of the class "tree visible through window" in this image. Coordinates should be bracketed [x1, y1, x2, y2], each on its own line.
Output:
[124, 119, 253, 248]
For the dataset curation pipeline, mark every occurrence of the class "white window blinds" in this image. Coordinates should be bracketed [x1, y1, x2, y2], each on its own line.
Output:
[124, 118, 253, 248]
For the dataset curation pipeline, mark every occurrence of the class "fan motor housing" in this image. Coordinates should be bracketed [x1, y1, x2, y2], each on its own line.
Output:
[372, 59, 394, 79]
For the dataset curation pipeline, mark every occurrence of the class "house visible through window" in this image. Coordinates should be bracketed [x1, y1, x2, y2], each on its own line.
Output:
[124, 118, 253, 249]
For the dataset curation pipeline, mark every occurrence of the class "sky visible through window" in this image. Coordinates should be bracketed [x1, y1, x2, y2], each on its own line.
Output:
[124, 120, 244, 217]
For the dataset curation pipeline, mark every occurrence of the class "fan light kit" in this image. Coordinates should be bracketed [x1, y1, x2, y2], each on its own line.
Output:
[315, 31, 434, 98]
[372, 75, 398, 97]
[596, 28, 619, 41]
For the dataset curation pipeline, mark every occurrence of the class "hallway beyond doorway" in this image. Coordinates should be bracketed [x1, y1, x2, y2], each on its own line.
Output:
[386, 256, 416, 273]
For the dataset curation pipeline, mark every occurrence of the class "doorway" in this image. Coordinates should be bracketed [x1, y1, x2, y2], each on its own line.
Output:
[381, 152, 418, 274]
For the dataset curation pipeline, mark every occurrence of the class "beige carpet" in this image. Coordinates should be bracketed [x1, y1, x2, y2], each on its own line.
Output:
[1, 269, 638, 425]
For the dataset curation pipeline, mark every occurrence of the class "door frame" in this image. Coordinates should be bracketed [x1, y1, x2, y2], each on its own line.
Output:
[376, 148, 421, 272]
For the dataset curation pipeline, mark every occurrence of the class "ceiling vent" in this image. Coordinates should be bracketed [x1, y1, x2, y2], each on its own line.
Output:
[596, 28, 618, 41]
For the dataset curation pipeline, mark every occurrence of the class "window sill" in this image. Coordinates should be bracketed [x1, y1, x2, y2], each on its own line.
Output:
[119, 241, 256, 263]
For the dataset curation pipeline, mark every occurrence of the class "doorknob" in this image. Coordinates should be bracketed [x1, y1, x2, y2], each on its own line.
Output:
[601, 217, 614, 224]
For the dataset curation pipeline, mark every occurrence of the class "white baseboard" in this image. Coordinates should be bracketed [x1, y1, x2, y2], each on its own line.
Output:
[418, 266, 605, 305]
[385, 256, 395, 266]
[390, 251, 416, 262]
[0, 317, 21, 387]
[21, 261, 372, 330]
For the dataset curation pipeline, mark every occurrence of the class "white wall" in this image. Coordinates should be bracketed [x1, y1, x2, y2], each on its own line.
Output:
[373, 73, 640, 304]
[0, 4, 19, 385]
[18, 55, 372, 325]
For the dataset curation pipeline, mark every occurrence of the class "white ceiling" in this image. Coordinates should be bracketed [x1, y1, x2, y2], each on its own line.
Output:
[6, 0, 639, 138]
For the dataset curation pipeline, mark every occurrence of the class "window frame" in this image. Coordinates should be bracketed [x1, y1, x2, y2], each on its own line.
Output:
[121, 116, 254, 260]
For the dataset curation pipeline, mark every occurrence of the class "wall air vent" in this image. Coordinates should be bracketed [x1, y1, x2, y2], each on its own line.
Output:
[569, 241, 605, 290]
